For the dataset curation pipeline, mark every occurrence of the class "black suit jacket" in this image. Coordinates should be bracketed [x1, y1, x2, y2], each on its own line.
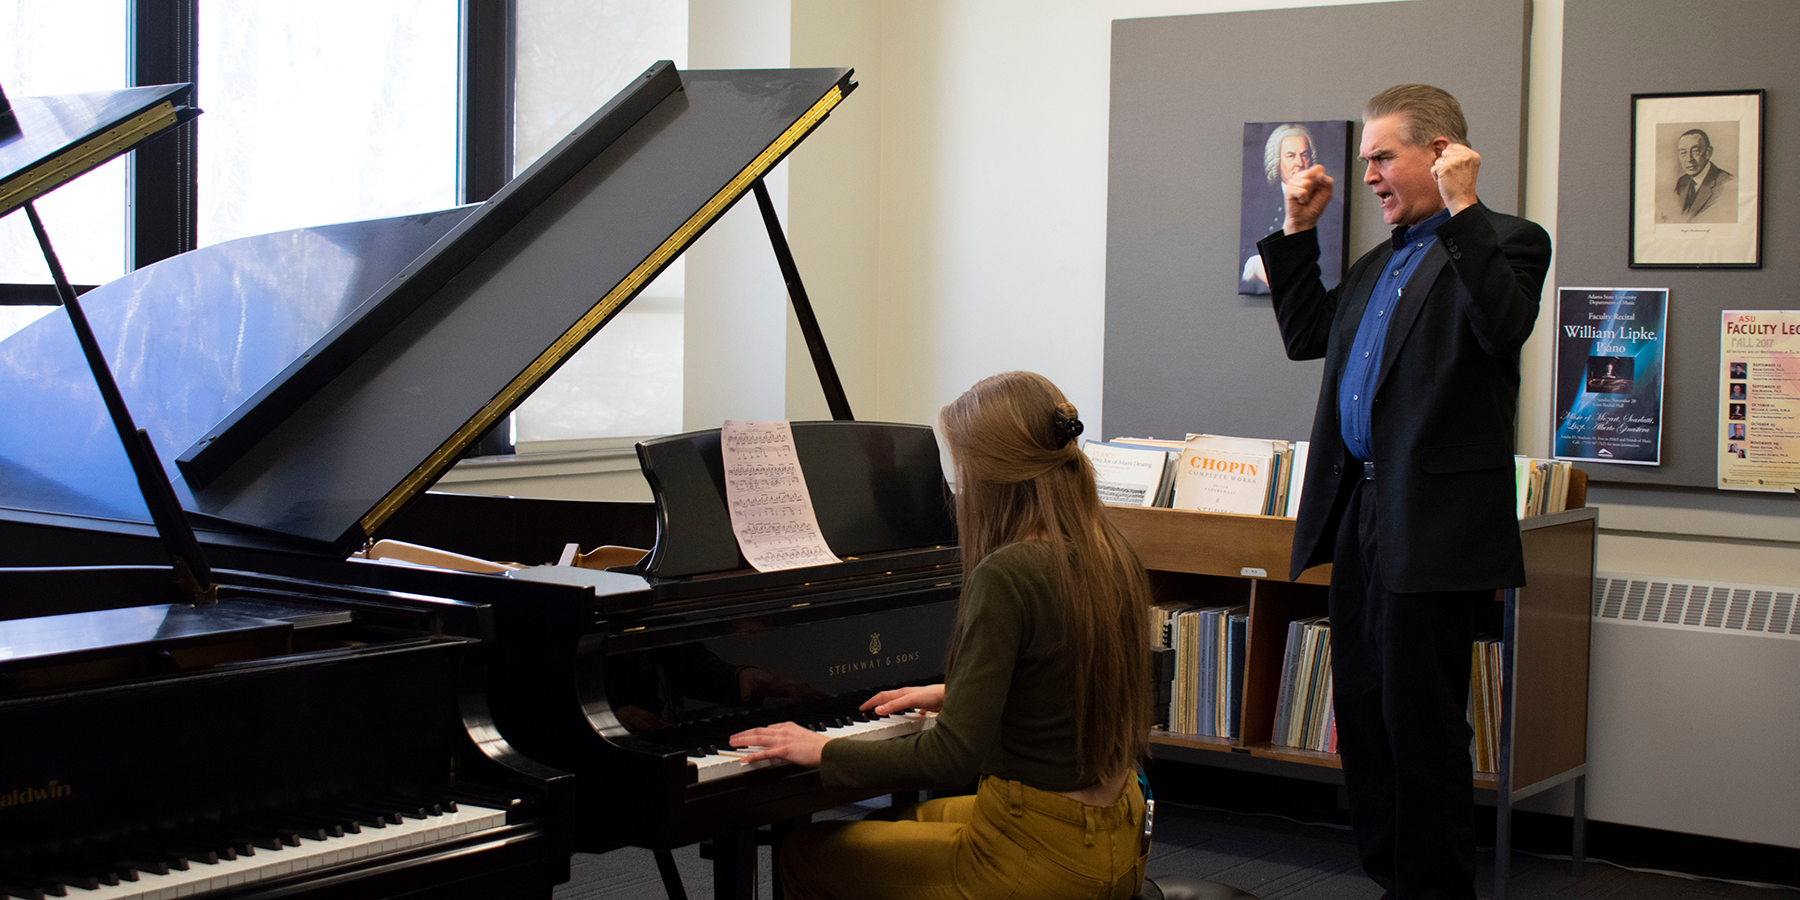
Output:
[1257, 203, 1552, 593]
[1675, 165, 1734, 221]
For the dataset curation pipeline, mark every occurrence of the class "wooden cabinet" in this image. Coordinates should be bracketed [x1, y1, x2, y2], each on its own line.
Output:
[1108, 504, 1597, 898]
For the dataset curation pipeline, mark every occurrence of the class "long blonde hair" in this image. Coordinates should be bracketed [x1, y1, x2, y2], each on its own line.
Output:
[938, 371, 1151, 784]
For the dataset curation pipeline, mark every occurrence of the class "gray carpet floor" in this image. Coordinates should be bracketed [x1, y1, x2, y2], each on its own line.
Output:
[553, 800, 1795, 900]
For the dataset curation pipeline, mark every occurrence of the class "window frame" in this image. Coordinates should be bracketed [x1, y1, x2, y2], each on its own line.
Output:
[1, 1, 515, 310]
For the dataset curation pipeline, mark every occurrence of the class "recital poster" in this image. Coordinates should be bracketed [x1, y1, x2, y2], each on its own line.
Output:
[1553, 288, 1667, 465]
[1718, 311, 1800, 492]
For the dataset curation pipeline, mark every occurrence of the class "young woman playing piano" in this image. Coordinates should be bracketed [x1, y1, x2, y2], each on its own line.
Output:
[730, 370, 1153, 900]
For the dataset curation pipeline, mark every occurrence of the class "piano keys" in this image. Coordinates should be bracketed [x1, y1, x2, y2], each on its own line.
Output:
[0, 565, 573, 900]
[688, 712, 937, 785]
[3, 798, 511, 900]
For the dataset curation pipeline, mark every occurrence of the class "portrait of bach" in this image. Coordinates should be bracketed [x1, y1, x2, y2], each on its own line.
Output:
[1243, 122, 1343, 294]
[1667, 127, 1736, 224]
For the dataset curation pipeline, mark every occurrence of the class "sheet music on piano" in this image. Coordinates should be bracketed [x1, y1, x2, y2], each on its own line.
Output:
[721, 419, 842, 572]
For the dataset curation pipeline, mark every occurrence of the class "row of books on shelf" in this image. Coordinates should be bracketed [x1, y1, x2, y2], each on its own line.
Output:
[1470, 637, 1504, 775]
[1272, 616, 1336, 753]
[1154, 603, 1247, 738]
[1515, 457, 1576, 518]
[1084, 435, 1308, 516]
[1155, 609, 1505, 774]
[1086, 434, 1580, 520]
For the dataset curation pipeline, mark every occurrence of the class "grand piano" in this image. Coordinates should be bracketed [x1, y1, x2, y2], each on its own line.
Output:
[0, 64, 962, 900]
[0, 83, 573, 900]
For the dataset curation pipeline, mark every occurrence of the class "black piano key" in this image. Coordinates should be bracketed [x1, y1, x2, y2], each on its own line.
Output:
[383, 802, 431, 821]
[98, 860, 138, 883]
[392, 793, 449, 817]
[282, 811, 355, 836]
[119, 858, 169, 877]
[5, 883, 61, 900]
[0, 879, 48, 900]
[239, 819, 303, 848]
[42, 873, 98, 892]
[187, 828, 253, 859]
[272, 822, 331, 842]
[95, 866, 136, 885]
[342, 806, 400, 828]
[174, 847, 222, 865]
[54, 855, 130, 887]
[237, 833, 284, 852]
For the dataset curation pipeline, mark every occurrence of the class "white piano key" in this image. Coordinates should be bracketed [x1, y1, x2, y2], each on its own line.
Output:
[689, 712, 937, 784]
[72, 805, 508, 900]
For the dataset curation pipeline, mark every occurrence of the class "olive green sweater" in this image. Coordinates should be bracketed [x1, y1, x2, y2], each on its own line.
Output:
[819, 542, 1090, 793]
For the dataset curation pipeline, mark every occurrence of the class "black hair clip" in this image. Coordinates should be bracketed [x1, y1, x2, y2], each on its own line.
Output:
[1052, 410, 1084, 447]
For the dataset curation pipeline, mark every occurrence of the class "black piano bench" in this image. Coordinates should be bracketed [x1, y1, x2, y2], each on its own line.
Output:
[1134, 875, 1260, 900]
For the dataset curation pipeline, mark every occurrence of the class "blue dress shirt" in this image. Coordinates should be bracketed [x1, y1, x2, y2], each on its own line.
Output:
[1337, 207, 1453, 461]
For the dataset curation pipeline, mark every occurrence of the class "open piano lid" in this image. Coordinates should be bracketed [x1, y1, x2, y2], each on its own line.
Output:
[0, 64, 855, 558]
[0, 82, 198, 217]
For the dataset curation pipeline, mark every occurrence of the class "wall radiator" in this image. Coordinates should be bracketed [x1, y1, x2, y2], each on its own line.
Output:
[1548, 573, 1800, 849]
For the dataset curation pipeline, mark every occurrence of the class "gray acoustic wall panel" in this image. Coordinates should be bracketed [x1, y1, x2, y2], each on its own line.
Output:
[1104, 0, 1531, 444]
[1558, 0, 1800, 491]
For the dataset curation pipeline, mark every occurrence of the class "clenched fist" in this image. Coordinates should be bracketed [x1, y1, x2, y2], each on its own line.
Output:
[1432, 143, 1480, 215]
[1283, 164, 1335, 235]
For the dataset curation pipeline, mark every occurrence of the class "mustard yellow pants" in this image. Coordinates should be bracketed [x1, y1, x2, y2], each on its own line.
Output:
[779, 776, 1148, 900]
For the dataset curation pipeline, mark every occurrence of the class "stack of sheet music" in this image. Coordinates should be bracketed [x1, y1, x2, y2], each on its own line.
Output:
[1271, 616, 1335, 752]
[1469, 637, 1504, 774]
[1084, 435, 1309, 516]
[1515, 456, 1575, 517]
[1153, 602, 1248, 739]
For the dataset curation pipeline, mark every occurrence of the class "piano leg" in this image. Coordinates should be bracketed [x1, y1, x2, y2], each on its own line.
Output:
[767, 816, 810, 900]
[712, 829, 760, 900]
[654, 847, 690, 900]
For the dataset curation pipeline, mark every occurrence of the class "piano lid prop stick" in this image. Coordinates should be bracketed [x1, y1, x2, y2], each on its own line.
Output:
[752, 178, 853, 422]
[23, 201, 218, 604]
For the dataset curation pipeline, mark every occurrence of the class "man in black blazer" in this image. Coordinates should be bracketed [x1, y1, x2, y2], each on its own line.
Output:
[1257, 84, 1551, 900]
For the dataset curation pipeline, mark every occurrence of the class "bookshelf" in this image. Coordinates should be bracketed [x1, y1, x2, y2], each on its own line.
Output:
[1110, 498, 1596, 900]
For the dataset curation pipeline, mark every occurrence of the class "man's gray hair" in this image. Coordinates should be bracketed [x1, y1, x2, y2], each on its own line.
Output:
[1364, 84, 1468, 146]
[1263, 123, 1317, 184]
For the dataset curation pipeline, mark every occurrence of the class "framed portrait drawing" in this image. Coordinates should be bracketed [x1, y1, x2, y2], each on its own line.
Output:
[1630, 90, 1763, 268]
[1238, 120, 1352, 294]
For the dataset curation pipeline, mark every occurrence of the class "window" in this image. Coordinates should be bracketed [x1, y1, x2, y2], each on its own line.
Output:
[2, 0, 691, 448]
[510, 0, 686, 445]
[0, 0, 128, 340]
[196, 0, 459, 246]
